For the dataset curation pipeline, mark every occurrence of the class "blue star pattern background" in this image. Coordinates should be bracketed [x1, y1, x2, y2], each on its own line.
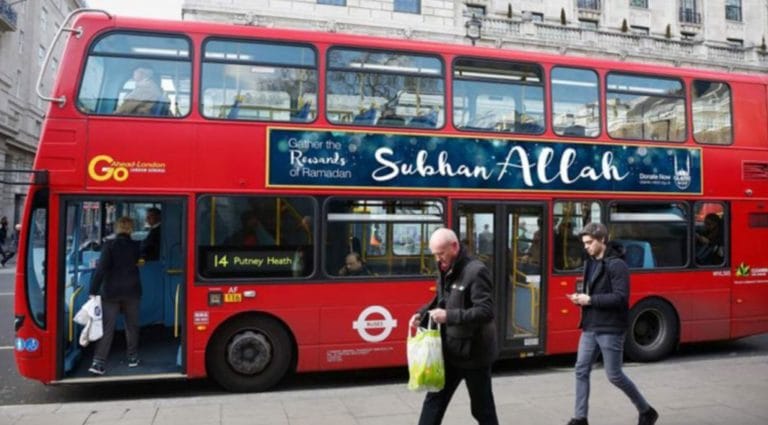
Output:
[268, 129, 701, 194]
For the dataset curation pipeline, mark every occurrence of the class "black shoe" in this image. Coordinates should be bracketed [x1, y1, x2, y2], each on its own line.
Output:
[88, 361, 105, 375]
[638, 407, 658, 425]
[128, 355, 140, 368]
[567, 418, 588, 425]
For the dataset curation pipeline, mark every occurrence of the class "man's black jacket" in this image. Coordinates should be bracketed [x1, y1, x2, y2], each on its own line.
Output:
[419, 248, 497, 368]
[579, 241, 629, 333]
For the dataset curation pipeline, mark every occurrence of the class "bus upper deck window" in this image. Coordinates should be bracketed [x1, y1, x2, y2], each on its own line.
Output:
[201, 39, 318, 123]
[552, 67, 600, 138]
[77, 32, 192, 118]
[453, 58, 544, 135]
[692, 80, 732, 145]
[326, 48, 445, 129]
[606, 73, 686, 142]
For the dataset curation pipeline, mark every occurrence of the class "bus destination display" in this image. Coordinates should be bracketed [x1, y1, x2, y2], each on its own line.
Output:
[201, 247, 300, 278]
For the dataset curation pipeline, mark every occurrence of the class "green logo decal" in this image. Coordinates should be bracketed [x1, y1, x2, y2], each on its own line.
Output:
[736, 262, 751, 277]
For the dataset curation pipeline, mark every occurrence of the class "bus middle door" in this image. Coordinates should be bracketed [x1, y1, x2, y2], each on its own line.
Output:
[455, 201, 546, 358]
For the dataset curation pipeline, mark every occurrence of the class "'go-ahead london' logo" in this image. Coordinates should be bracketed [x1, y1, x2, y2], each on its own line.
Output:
[88, 155, 128, 182]
[352, 305, 398, 343]
[88, 154, 167, 182]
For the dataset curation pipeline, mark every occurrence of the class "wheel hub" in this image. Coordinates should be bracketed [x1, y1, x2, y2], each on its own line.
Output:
[635, 310, 662, 347]
[227, 331, 271, 375]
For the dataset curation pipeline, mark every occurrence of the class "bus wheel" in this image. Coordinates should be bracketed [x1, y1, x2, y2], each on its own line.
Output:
[625, 298, 678, 362]
[206, 315, 293, 392]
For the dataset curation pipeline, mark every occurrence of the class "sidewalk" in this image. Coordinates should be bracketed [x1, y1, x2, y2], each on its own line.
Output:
[1, 354, 767, 425]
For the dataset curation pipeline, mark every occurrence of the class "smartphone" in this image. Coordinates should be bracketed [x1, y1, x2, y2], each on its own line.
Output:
[575, 277, 584, 294]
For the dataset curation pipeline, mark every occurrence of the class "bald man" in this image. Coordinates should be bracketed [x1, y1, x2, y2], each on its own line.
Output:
[409, 228, 499, 425]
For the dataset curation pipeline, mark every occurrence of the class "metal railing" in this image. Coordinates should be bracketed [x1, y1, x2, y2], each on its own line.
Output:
[577, 0, 601, 11]
[679, 8, 701, 24]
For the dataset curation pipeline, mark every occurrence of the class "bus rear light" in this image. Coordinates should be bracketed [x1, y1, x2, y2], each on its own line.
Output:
[14, 315, 24, 332]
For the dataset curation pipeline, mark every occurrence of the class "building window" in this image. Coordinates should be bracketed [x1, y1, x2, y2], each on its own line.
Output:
[465, 4, 485, 16]
[679, 0, 700, 24]
[318, 0, 346, 5]
[579, 20, 598, 30]
[577, 0, 600, 11]
[630, 0, 648, 8]
[692, 80, 732, 145]
[41, 8, 47, 33]
[18, 30, 23, 54]
[38, 45, 46, 65]
[529, 12, 543, 22]
[394, 0, 420, 14]
[630, 25, 649, 35]
[51, 58, 58, 72]
[725, 0, 741, 22]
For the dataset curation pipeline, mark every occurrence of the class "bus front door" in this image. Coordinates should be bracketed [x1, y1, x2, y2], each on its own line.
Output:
[59, 198, 186, 381]
[455, 202, 546, 357]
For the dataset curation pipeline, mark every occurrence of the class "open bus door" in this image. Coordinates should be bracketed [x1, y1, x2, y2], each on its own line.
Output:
[57, 197, 186, 381]
[454, 201, 546, 357]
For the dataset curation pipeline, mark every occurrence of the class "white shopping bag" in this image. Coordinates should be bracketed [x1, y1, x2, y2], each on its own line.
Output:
[75, 295, 103, 346]
[407, 321, 445, 392]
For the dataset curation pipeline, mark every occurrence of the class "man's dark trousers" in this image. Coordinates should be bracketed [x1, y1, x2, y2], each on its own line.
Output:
[417, 362, 499, 425]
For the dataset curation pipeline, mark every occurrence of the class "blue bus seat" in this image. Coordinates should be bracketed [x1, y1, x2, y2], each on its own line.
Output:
[291, 101, 312, 121]
[614, 239, 656, 268]
[353, 106, 377, 125]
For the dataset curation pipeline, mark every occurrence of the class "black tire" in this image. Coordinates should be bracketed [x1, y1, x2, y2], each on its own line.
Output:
[206, 315, 293, 392]
[625, 298, 678, 362]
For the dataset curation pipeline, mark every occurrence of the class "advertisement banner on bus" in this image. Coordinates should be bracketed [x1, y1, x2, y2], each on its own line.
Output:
[267, 129, 702, 194]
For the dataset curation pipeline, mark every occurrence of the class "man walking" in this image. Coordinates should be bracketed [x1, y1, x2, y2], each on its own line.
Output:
[566, 222, 658, 425]
[409, 228, 499, 425]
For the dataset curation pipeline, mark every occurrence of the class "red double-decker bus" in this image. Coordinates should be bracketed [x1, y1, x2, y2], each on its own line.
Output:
[14, 9, 768, 391]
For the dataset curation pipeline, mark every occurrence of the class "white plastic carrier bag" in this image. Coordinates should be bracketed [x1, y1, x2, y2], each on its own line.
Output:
[407, 320, 445, 392]
[74, 295, 103, 347]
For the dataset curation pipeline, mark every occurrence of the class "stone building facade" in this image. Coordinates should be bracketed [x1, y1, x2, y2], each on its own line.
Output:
[0, 0, 83, 226]
[181, 0, 768, 73]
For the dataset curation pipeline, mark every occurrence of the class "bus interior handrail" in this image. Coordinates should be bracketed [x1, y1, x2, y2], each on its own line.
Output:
[36, 8, 112, 107]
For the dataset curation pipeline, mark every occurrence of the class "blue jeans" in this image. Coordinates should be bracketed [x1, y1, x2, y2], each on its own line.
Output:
[574, 331, 650, 419]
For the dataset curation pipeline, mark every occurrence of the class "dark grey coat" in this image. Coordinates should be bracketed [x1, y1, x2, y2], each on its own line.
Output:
[579, 242, 629, 334]
[419, 249, 498, 368]
[90, 234, 142, 300]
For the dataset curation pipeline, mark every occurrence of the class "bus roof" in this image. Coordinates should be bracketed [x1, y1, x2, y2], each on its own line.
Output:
[73, 11, 767, 85]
